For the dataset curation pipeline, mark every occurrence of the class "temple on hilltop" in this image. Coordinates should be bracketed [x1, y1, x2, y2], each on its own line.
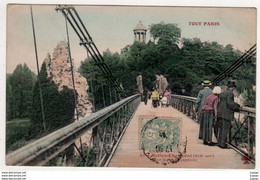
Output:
[121, 21, 148, 55]
[133, 21, 147, 43]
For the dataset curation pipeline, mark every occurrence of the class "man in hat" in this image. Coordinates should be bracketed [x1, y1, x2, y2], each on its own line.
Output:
[216, 80, 240, 148]
[195, 80, 212, 140]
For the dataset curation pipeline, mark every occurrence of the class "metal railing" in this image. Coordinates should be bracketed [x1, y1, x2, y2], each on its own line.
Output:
[230, 107, 255, 162]
[6, 94, 141, 166]
[171, 95, 198, 122]
[171, 94, 256, 162]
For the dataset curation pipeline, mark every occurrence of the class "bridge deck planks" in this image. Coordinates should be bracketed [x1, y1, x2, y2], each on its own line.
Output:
[108, 99, 254, 168]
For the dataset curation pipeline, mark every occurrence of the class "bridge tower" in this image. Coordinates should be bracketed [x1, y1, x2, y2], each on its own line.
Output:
[133, 21, 147, 43]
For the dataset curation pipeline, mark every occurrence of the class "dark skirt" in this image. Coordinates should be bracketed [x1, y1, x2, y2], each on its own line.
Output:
[198, 112, 203, 139]
[201, 111, 214, 143]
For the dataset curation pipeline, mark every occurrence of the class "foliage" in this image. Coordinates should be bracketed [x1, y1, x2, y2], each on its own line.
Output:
[30, 62, 75, 135]
[79, 23, 255, 107]
[73, 147, 96, 167]
[149, 22, 181, 45]
[231, 118, 249, 148]
[6, 64, 36, 121]
[79, 50, 121, 111]
[234, 60, 256, 107]
[6, 63, 76, 151]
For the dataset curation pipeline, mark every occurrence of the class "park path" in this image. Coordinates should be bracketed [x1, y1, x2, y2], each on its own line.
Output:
[108, 99, 254, 169]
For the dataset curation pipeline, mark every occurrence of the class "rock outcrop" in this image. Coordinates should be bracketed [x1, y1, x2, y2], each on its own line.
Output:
[43, 42, 93, 159]
[44, 41, 92, 119]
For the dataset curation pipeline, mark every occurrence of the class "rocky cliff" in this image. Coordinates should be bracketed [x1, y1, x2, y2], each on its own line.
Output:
[43, 42, 93, 158]
[44, 41, 92, 119]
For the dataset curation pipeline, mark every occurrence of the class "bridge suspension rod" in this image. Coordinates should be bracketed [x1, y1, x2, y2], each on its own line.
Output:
[56, 5, 123, 94]
[69, 7, 120, 87]
[57, 6, 119, 92]
[212, 44, 256, 85]
[213, 46, 256, 84]
[214, 44, 256, 80]
[212, 45, 256, 84]
[30, 5, 46, 132]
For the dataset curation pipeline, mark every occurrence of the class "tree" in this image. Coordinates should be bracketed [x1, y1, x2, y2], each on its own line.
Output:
[31, 62, 75, 134]
[79, 22, 254, 107]
[6, 64, 36, 120]
[149, 22, 181, 45]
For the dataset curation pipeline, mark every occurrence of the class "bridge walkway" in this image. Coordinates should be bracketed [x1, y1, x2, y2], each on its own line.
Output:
[108, 99, 254, 168]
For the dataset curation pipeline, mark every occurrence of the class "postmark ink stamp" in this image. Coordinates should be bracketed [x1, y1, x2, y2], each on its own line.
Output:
[139, 116, 187, 165]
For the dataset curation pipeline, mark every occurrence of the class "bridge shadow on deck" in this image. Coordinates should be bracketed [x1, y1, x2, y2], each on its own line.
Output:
[108, 99, 254, 169]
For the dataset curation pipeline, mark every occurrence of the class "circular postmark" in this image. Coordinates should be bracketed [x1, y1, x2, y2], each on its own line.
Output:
[140, 117, 187, 165]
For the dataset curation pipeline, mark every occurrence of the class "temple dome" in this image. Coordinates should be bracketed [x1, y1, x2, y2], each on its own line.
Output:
[134, 21, 147, 31]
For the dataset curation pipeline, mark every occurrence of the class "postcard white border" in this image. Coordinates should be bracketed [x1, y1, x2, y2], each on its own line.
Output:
[0, 0, 259, 179]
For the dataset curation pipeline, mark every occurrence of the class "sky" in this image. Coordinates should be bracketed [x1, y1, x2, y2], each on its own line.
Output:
[6, 5, 256, 74]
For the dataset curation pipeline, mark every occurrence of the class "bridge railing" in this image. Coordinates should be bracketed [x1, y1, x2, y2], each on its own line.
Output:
[171, 94, 255, 162]
[6, 94, 141, 166]
[171, 95, 198, 122]
[230, 107, 255, 162]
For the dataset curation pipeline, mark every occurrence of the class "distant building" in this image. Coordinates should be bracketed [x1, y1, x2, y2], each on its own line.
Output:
[133, 21, 147, 43]
[121, 21, 148, 56]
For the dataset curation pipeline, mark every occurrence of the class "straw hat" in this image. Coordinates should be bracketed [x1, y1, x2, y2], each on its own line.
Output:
[201, 80, 212, 86]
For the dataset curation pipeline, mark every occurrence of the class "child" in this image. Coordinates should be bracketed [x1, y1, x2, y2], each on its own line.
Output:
[160, 96, 168, 107]
[151, 88, 159, 108]
[164, 89, 171, 107]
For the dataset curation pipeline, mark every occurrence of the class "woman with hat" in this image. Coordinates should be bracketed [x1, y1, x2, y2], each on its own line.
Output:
[201, 86, 221, 145]
[216, 80, 240, 148]
[195, 80, 212, 139]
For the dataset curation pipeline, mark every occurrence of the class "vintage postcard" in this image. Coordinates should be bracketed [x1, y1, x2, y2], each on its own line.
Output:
[3, 3, 257, 173]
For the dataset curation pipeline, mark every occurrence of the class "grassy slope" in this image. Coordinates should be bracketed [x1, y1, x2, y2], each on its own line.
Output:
[6, 118, 31, 153]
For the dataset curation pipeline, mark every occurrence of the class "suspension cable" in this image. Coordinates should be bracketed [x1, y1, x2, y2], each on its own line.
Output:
[62, 10, 118, 92]
[64, 12, 79, 121]
[64, 11, 85, 155]
[30, 5, 46, 132]
[56, 5, 123, 94]
[212, 44, 256, 85]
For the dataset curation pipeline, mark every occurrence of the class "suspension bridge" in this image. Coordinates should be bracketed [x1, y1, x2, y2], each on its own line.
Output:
[5, 5, 256, 168]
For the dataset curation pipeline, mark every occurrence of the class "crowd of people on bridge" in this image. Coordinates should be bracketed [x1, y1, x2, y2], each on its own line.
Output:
[136, 72, 170, 108]
[136, 72, 240, 149]
[195, 79, 240, 149]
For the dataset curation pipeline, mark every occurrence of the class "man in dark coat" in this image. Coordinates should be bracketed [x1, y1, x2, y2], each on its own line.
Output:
[216, 80, 240, 148]
[195, 80, 212, 140]
[143, 87, 148, 105]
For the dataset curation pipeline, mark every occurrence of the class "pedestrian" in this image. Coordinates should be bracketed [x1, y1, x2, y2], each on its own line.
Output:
[164, 89, 171, 107]
[151, 88, 159, 108]
[155, 72, 163, 95]
[195, 80, 212, 139]
[143, 87, 148, 105]
[136, 72, 143, 94]
[160, 96, 168, 107]
[161, 73, 168, 94]
[217, 80, 240, 148]
[201, 86, 221, 145]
